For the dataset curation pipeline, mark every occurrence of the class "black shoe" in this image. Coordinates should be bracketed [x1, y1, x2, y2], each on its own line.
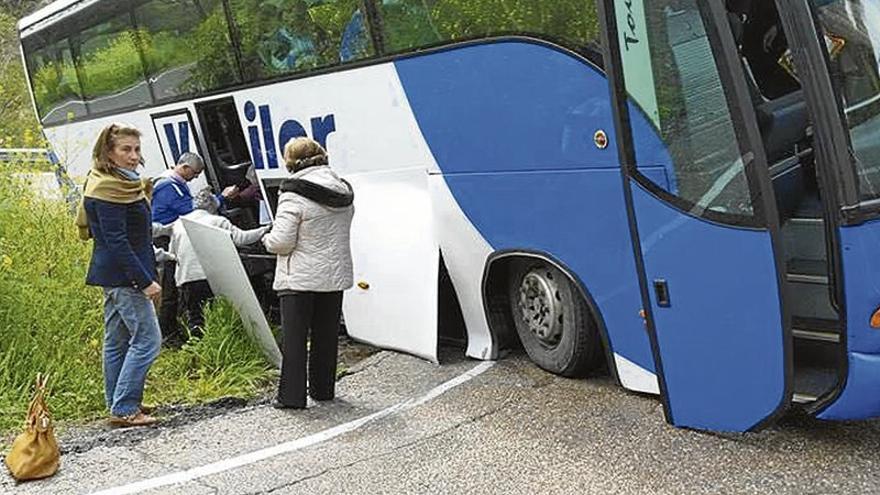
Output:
[272, 401, 305, 410]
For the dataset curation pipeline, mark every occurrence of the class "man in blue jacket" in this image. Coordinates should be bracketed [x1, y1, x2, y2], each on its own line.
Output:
[152, 152, 238, 345]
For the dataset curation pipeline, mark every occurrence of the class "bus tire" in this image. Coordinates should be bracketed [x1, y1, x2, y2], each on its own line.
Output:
[508, 261, 601, 378]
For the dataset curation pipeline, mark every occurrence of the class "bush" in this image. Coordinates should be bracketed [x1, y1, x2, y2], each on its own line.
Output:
[0, 172, 105, 431]
[0, 170, 274, 435]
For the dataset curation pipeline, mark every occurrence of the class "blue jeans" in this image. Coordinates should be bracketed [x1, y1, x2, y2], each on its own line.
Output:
[102, 287, 162, 416]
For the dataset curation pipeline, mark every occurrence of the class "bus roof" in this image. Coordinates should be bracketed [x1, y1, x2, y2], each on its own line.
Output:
[18, 0, 92, 36]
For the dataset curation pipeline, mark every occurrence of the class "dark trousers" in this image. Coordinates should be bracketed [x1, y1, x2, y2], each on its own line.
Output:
[179, 279, 214, 335]
[154, 236, 180, 342]
[278, 291, 343, 408]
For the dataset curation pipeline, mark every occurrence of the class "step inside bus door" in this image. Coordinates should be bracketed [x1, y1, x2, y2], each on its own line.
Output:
[195, 97, 261, 228]
[777, 0, 880, 420]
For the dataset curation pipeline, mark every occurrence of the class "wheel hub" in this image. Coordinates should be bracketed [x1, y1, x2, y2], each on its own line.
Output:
[517, 269, 563, 347]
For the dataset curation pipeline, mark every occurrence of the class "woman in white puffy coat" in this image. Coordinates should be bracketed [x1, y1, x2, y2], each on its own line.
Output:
[262, 137, 354, 409]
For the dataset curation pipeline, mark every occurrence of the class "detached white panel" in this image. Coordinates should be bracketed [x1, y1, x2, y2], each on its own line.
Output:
[344, 169, 439, 363]
[181, 217, 282, 368]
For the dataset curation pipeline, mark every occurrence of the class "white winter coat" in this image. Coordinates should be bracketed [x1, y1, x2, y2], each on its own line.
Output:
[262, 165, 354, 292]
[169, 209, 269, 286]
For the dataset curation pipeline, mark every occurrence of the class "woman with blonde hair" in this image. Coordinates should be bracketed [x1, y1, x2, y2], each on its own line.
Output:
[76, 123, 161, 427]
[262, 137, 354, 409]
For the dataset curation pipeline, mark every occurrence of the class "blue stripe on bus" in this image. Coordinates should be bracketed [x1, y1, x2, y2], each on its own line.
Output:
[395, 40, 667, 374]
[819, 220, 880, 420]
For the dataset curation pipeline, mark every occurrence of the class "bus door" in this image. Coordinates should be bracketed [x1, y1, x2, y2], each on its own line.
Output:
[777, 0, 880, 420]
[194, 97, 262, 228]
[601, 0, 792, 431]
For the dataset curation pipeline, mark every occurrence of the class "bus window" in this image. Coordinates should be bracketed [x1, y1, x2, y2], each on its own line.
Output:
[24, 38, 86, 125]
[812, 0, 880, 202]
[621, 1, 754, 218]
[134, 0, 240, 102]
[74, 13, 152, 114]
[376, 0, 601, 57]
[229, 0, 373, 81]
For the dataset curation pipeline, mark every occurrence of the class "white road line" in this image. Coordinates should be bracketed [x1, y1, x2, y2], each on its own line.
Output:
[90, 361, 495, 495]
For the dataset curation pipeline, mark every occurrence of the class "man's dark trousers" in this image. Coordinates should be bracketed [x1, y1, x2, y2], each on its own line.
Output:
[277, 291, 343, 408]
[154, 235, 181, 345]
[179, 279, 214, 335]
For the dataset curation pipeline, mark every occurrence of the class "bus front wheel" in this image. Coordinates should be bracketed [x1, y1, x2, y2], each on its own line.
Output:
[508, 262, 601, 378]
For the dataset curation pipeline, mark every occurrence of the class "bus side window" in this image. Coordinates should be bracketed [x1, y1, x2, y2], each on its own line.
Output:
[73, 13, 152, 114]
[23, 38, 87, 125]
[134, 0, 240, 102]
[229, 0, 374, 81]
[376, 0, 602, 58]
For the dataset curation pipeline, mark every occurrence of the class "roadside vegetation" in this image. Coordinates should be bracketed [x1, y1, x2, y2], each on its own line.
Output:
[1, 4, 276, 437]
[0, 170, 275, 436]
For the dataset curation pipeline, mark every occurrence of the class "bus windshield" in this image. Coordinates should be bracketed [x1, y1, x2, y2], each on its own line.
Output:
[812, 0, 880, 201]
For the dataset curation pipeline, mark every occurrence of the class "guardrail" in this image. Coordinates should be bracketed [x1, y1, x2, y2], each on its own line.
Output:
[0, 148, 58, 164]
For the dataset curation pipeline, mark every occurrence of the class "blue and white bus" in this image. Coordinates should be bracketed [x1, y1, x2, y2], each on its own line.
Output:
[17, 0, 880, 432]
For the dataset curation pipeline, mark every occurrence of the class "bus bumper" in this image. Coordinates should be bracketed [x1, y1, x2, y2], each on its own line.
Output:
[816, 352, 880, 421]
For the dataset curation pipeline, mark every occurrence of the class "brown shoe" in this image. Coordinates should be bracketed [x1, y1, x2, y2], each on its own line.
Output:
[108, 411, 158, 428]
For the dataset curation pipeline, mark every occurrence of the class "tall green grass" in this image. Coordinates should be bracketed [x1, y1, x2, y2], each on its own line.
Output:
[0, 169, 274, 435]
[148, 300, 276, 405]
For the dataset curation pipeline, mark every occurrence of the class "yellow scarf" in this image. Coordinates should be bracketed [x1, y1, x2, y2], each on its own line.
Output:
[75, 168, 153, 241]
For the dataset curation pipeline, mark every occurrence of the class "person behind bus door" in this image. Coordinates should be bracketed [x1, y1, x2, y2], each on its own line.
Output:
[262, 137, 354, 409]
[168, 188, 270, 336]
[151, 152, 239, 346]
[74, 123, 161, 427]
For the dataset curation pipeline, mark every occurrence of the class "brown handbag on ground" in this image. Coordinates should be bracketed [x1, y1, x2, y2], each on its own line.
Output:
[4, 374, 60, 481]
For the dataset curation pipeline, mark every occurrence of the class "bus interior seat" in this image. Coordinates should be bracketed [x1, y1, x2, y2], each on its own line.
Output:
[756, 90, 810, 162]
[727, 0, 815, 219]
[727, 0, 809, 154]
[217, 160, 252, 188]
[758, 91, 813, 219]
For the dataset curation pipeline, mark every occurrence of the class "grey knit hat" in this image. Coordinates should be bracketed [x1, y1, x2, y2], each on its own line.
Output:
[193, 187, 219, 214]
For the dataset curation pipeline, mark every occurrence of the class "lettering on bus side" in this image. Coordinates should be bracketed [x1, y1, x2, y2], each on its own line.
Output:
[243, 100, 337, 170]
[163, 122, 190, 164]
[622, 0, 640, 51]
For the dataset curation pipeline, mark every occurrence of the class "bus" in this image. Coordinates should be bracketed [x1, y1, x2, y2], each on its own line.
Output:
[16, 0, 880, 433]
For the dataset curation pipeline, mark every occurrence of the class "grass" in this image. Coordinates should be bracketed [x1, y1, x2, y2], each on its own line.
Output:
[0, 168, 275, 439]
[147, 300, 277, 406]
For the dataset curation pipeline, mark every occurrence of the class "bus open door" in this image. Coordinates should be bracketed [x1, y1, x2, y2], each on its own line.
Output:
[600, 0, 793, 432]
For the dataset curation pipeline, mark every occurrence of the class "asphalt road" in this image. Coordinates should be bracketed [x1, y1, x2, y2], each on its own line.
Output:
[4, 349, 880, 494]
